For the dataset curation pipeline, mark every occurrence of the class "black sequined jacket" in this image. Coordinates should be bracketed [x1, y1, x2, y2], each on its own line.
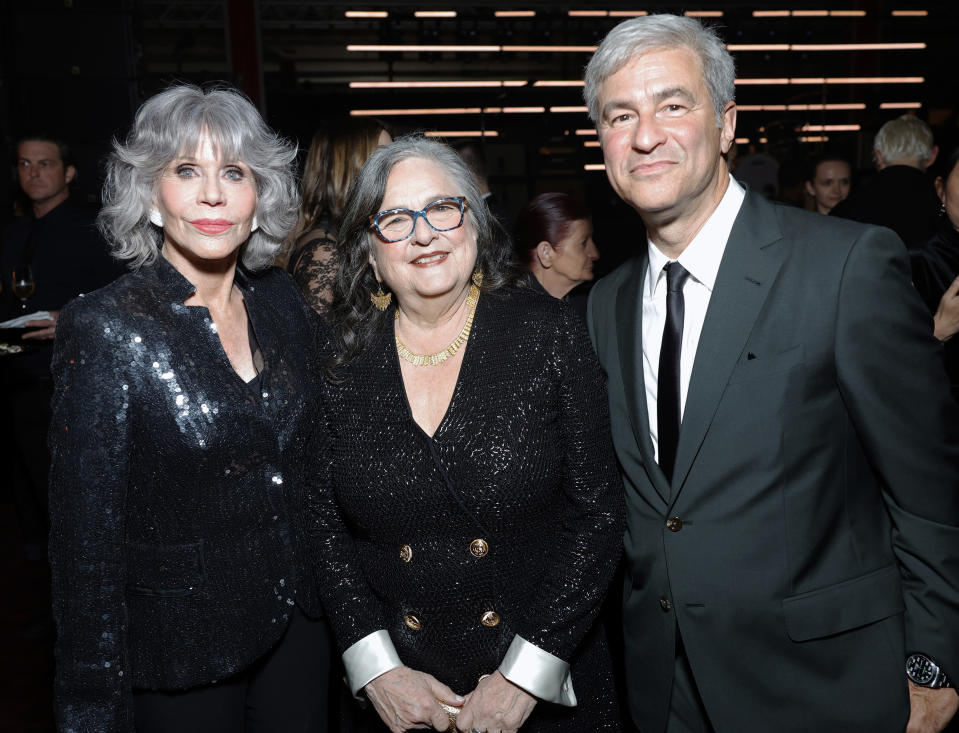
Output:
[318, 285, 625, 729]
[48, 257, 327, 732]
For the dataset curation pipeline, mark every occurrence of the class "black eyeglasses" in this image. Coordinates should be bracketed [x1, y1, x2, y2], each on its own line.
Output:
[370, 196, 468, 243]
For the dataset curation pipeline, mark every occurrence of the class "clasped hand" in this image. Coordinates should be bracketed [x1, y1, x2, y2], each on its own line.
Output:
[366, 667, 536, 733]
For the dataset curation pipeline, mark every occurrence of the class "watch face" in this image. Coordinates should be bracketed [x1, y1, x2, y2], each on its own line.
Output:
[907, 654, 937, 685]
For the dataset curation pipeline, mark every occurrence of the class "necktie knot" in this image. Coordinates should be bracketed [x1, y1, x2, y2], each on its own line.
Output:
[665, 261, 690, 294]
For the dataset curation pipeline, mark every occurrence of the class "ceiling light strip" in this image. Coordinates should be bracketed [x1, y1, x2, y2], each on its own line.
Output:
[425, 131, 499, 137]
[414, 11, 456, 18]
[345, 11, 388, 18]
[494, 10, 536, 17]
[349, 81, 527, 89]
[880, 102, 922, 108]
[348, 43, 924, 54]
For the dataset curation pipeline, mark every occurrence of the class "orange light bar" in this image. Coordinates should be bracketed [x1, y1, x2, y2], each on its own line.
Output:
[503, 106, 545, 113]
[728, 44, 791, 51]
[880, 102, 922, 109]
[792, 10, 829, 16]
[584, 164, 606, 171]
[800, 136, 831, 142]
[831, 10, 867, 16]
[349, 80, 527, 89]
[892, 10, 928, 16]
[753, 9, 866, 16]
[610, 10, 648, 16]
[575, 129, 598, 136]
[502, 45, 598, 52]
[534, 80, 585, 87]
[737, 76, 924, 84]
[753, 10, 790, 16]
[551, 105, 589, 113]
[414, 11, 456, 18]
[345, 11, 388, 18]
[348, 44, 501, 52]
[425, 130, 499, 137]
[584, 140, 602, 147]
[734, 137, 751, 144]
[791, 42, 925, 50]
[737, 103, 867, 111]
[568, 10, 608, 16]
[685, 10, 724, 17]
[495, 10, 536, 17]
[800, 124, 861, 131]
[351, 108, 484, 116]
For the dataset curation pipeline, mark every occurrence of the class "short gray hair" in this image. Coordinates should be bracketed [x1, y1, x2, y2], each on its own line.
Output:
[330, 135, 516, 373]
[99, 84, 298, 271]
[874, 114, 935, 165]
[583, 14, 735, 127]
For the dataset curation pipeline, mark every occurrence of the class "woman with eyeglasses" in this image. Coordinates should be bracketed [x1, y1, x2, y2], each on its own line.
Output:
[309, 136, 624, 733]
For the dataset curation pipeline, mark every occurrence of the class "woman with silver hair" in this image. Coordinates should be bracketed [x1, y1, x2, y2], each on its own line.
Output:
[313, 135, 625, 732]
[48, 84, 332, 731]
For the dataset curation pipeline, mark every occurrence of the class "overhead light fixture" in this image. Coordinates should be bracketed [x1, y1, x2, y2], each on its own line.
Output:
[568, 10, 608, 16]
[800, 136, 830, 142]
[752, 9, 866, 16]
[575, 129, 598, 136]
[880, 102, 922, 109]
[892, 10, 928, 16]
[583, 141, 602, 147]
[736, 76, 924, 84]
[495, 10, 536, 17]
[685, 11, 723, 17]
[425, 130, 499, 137]
[734, 137, 751, 144]
[502, 45, 598, 52]
[348, 44, 500, 52]
[550, 106, 589, 113]
[503, 106, 545, 113]
[790, 42, 925, 50]
[584, 164, 606, 171]
[610, 11, 648, 16]
[414, 11, 456, 18]
[737, 103, 867, 111]
[349, 80, 527, 88]
[348, 42, 923, 54]
[351, 108, 484, 116]
[800, 124, 861, 131]
[345, 11, 388, 18]
[534, 80, 585, 87]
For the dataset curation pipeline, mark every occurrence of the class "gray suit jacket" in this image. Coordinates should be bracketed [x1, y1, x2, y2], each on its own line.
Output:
[588, 189, 959, 733]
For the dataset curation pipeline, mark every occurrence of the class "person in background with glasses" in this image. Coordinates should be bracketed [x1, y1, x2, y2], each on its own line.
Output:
[309, 135, 625, 733]
[0, 135, 120, 545]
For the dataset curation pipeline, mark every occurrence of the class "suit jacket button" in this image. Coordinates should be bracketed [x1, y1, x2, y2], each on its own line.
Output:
[481, 611, 500, 627]
[470, 539, 489, 557]
[399, 544, 413, 563]
[666, 517, 683, 532]
[404, 614, 422, 630]
[659, 596, 672, 612]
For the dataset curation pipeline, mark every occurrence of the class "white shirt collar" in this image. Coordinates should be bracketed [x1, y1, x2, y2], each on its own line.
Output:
[646, 175, 746, 297]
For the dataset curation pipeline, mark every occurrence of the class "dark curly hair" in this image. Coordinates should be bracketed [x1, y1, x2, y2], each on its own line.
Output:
[328, 135, 518, 376]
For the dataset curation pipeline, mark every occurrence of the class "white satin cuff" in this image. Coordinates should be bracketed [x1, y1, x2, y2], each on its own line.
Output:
[342, 630, 403, 695]
[498, 635, 576, 707]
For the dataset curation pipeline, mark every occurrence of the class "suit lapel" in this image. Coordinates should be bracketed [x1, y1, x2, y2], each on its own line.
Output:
[668, 191, 786, 507]
[614, 255, 671, 504]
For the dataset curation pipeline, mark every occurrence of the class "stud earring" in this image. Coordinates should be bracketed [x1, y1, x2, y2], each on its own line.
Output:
[370, 284, 392, 311]
[149, 208, 164, 227]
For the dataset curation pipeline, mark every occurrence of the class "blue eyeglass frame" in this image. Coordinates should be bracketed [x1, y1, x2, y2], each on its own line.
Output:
[369, 196, 468, 243]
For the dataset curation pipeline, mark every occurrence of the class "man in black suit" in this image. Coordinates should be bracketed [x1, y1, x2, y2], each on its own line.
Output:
[584, 14, 959, 733]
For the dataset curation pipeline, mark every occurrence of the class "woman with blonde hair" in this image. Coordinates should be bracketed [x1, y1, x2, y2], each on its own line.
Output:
[286, 118, 390, 315]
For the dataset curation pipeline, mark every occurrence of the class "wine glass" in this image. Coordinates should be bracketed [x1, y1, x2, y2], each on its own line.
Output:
[12, 265, 35, 312]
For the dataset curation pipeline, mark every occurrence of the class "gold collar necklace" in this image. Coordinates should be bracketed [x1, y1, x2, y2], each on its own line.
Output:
[395, 282, 480, 367]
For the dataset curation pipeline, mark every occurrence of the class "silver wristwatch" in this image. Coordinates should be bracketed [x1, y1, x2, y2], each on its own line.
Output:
[906, 653, 953, 688]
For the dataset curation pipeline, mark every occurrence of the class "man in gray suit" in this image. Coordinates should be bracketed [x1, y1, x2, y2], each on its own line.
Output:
[584, 14, 959, 733]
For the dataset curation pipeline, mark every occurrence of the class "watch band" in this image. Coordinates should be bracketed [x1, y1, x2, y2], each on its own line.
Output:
[906, 653, 953, 689]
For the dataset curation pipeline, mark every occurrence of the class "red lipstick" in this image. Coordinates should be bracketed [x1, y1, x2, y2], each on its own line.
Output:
[190, 219, 234, 234]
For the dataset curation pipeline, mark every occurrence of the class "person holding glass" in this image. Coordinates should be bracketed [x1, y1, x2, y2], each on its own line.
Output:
[314, 136, 625, 733]
[48, 84, 331, 732]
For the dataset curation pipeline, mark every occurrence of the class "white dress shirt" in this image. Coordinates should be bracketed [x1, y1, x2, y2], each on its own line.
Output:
[643, 176, 745, 463]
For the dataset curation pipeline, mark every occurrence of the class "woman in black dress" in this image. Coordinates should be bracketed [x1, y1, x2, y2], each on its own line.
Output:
[316, 136, 624, 732]
[48, 84, 330, 732]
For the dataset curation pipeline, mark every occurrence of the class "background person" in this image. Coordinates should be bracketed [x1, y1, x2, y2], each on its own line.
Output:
[804, 154, 852, 215]
[513, 192, 598, 319]
[317, 136, 625, 733]
[283, 118, 390, 316]
[48, 84, 331, 732]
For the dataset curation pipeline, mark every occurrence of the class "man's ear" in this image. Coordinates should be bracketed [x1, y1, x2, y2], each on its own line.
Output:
[924, 145, 939, 171]
[804, 181, 816, 198]
[719, 102, 737, 155]
[874, 149, 886, 171]
[534, 241, 554, 269]
[64, 165, 77, 185]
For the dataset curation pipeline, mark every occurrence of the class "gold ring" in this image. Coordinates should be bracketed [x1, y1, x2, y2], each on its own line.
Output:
[437, 699, 461, 733]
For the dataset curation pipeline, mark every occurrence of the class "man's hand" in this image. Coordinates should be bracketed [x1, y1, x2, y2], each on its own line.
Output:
[456, 671, 537, 733]
[365, 666, 463, 733]
[21, 309, 59, 340]
[933, 276, 959, 343]
[906, 681, 959, 733]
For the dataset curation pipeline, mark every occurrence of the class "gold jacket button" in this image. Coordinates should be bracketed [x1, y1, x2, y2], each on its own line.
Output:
[469, 539, 489, 558]
[665, 517, 683, 532]
[399, 544, 413, 563]
[404, 614, 422, 630]
[481, 610, 500, 627]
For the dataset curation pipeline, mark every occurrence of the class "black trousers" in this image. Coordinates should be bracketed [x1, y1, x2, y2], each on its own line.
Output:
[133, 606, 331, 733]
[664, 633, 715, 733]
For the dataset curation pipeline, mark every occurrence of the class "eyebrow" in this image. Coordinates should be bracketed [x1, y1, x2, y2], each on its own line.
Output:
[601, 85, 698, 118]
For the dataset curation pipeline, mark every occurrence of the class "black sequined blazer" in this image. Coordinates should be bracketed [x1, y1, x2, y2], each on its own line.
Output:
[319, 285, 625, 731]
[48, 257, 327, 732]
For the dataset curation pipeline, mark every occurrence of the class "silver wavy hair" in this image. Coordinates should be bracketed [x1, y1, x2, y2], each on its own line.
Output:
[583, 14, 736, 127]
[874, 114, 936, 165]
[98, 84, 298, 270]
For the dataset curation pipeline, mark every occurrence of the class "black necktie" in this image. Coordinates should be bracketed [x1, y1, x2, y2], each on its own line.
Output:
[657, 261, 690, 483]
